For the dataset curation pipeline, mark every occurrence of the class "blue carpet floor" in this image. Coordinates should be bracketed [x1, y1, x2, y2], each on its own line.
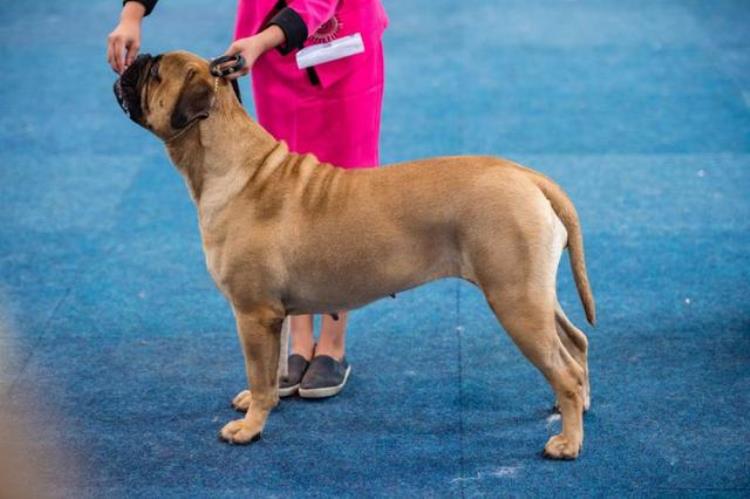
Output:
[1, 0, 749, 496]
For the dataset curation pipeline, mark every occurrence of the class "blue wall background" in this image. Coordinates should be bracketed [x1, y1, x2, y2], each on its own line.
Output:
[0, 0, 748, 496]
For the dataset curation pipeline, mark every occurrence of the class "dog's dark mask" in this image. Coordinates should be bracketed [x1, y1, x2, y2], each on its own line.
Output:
[114, 52, 242, 128]
[113, 53, 161, 124]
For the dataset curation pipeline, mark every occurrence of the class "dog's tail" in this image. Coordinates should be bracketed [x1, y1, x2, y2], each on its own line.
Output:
[526, 169, 596, 326]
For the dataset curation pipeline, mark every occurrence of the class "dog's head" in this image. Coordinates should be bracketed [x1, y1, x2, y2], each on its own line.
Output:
[113, 51, 218, 141]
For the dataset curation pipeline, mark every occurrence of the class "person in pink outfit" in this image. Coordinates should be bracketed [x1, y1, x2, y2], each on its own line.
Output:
[108, 0, 387, 398]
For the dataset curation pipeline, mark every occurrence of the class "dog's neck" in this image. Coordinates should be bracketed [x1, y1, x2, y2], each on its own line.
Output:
[164, 85, 284, 227]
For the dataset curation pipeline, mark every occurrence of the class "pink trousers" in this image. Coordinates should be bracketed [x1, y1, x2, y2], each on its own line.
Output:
[234, 0, 387, 168]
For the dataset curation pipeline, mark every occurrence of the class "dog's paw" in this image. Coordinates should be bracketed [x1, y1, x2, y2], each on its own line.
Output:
[542, 434, 581, 460]
[219, 418, 262, 445]
[232, 389, 253, 412]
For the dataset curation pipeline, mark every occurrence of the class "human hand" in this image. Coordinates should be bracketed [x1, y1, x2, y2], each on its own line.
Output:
[107, 2, 146, 74]
[222, 25, 286, 80]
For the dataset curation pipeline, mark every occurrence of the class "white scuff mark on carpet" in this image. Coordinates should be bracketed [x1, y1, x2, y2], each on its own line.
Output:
[451, 472, 481, 483]
[546, 413, 561, 430]
[450, 466, 520, 483]
[489, 466, 519, 478]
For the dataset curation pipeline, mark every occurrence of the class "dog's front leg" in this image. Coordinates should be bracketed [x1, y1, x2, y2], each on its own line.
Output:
[220, 306, 283, 445]
[231, 317, 290, 412]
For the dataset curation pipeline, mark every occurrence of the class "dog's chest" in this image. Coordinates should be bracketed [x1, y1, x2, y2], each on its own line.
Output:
[201, 232, 272, 301]
[202, 241, 231, 296]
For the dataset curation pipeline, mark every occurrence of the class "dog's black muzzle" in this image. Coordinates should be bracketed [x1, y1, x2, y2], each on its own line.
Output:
[113, 53, 154, 124]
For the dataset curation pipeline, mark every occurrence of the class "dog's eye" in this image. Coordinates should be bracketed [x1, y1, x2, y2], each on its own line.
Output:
[150, 63, 161, 82]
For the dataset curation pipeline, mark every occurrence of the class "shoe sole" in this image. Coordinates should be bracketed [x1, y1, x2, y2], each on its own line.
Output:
[298, 365, 351, 399]
[278, 383, 300, 398]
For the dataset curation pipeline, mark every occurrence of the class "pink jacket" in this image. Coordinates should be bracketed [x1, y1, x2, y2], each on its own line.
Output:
[234, 0, 388, 87]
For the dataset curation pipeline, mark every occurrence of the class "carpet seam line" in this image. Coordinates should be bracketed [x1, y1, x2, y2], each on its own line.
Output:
[456, 279, 466, 498]
[6, 285, 74, 397]
[6, 242, 119, 397]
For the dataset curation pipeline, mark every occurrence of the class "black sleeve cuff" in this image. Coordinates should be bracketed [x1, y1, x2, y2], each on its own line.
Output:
[123, 0, 157, 16]
[267, 7, 308, 55]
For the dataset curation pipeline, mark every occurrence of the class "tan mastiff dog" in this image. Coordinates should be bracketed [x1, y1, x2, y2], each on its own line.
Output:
[114, 51, 596, 459]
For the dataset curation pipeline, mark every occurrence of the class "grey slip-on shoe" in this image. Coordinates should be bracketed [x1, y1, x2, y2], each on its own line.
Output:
[279, 354, 310, 397]
[298, 355, 351, 399]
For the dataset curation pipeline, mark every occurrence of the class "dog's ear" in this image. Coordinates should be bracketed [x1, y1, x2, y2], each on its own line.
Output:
[171, 69, 214, 130]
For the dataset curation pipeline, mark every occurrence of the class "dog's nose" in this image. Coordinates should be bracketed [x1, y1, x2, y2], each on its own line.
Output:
[130, 53, 152, 69]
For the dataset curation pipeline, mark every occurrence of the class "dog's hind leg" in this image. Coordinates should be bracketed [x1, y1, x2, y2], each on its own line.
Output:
[231, 388, 254, 412]
[555, 302, 590, 411]
[485, 288, 586, 459]
[221, 305, 283, 444]
[278, 317, 290, 378]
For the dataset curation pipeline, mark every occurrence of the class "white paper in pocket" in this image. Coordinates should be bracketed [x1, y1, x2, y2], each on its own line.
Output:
[295, 33, 365, 70]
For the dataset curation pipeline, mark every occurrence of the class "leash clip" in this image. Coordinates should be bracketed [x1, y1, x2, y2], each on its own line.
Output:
[209, 54, 246, 78]
[209, 54, 245, 104]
